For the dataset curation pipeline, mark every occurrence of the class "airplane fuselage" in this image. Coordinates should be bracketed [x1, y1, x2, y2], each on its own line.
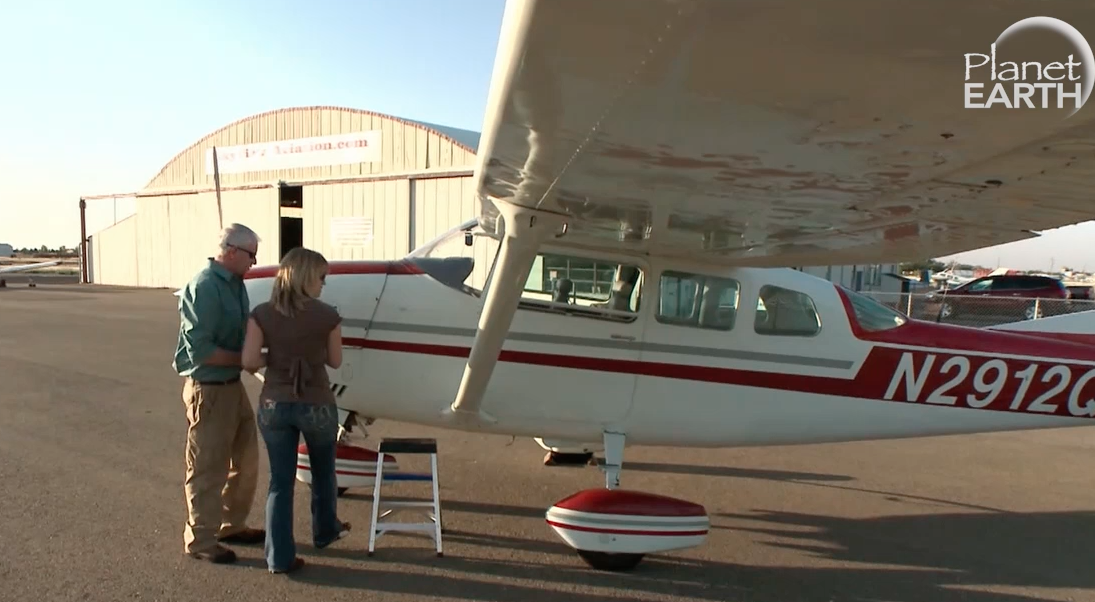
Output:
[242, 251, 1095, 449]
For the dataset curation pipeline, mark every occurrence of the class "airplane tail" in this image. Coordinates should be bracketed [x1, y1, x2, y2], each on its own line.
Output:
[989, 309, 1095, 347]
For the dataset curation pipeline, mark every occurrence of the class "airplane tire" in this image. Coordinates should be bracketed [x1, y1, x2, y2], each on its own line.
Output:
[544, 451, 595, 466]
[576, 550, 645, 572]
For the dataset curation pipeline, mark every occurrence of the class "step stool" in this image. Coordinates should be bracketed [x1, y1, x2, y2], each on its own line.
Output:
[367, 437, 443, 557]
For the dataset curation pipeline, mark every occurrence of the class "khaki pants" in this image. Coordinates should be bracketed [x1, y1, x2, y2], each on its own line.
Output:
[181, 378, 259, 554]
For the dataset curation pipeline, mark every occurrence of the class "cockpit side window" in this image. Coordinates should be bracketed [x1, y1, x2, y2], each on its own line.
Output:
[754, 285, 821, 336]
[405, 217, 490, 296]
[655, 270, 740, 331]
[840, 286, 907, 332]
[518, 252, 643, 322]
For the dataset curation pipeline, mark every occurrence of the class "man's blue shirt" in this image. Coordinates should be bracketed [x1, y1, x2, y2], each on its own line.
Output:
[172, 258, 250, 381]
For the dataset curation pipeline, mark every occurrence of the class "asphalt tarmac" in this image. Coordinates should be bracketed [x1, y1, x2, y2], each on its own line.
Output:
[2, 283, 1094, 602]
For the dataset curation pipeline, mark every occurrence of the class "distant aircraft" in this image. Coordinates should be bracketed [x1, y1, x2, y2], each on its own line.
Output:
[0, 260, 60, 274]
[0, 261, 61, 286]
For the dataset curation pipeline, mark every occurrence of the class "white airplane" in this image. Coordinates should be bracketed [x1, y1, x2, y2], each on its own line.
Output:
[930, 264, 975, 288]
[0, 260, 61, 286]
[242, 1, 1095, 571]
[0, 261, 60, 274]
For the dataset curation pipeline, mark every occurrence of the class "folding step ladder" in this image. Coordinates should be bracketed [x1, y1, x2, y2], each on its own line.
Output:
[367, 437, 443, 556]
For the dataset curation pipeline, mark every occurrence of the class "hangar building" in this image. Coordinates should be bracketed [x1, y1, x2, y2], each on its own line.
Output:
[82, 105, 495, 290]
[81, 104, 900, 296]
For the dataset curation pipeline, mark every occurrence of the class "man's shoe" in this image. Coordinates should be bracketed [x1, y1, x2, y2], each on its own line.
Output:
[218, 528, 265, 545]
[188, 545, 237, 564]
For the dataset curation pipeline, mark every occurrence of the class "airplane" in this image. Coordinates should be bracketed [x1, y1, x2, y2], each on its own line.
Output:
[0, 261, 61, 287]
[240, 0, 1095, 572]
[929, 263, 976, 288]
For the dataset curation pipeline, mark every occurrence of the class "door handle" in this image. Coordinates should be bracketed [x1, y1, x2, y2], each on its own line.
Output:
[610, 334, 636, 342]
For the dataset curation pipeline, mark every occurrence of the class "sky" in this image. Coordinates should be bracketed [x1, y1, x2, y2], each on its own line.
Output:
[0, 0, 1091, 273]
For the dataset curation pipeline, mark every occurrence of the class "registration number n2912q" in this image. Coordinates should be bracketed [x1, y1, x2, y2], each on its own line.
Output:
[881, 352, 1095, 418]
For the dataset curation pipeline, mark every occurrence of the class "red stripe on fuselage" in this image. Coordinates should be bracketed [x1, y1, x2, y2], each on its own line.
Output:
[850, 320, 1095, 363]
[833, 287, 1095, 362]
[344, 336, 1095, 419]
[1008, 332, 1095, 347]
[244, 259, 422, 280]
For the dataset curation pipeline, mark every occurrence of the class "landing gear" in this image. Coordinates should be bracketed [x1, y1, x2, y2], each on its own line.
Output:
[543, 451, 595, 466]
[335, 407, 368, 444]
[545, 431, 709, 572]
[576, 550, 645, 572]
[534, 438, 601, 466]
[601, 431, 624, 489]
[295, 409, 399, 496]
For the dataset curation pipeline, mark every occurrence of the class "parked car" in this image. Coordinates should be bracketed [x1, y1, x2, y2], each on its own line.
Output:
[931, 275, 1069, 321]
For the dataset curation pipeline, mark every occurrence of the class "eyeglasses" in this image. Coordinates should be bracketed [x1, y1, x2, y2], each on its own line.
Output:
[229, 244, 257, 260]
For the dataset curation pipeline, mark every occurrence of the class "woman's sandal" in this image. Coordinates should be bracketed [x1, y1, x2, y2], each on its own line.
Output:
[315, 521, 351, 549]
[270, 557, 305, 574]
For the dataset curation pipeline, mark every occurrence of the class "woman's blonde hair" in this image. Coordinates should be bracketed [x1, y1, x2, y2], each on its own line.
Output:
[270, 247, 328, 317]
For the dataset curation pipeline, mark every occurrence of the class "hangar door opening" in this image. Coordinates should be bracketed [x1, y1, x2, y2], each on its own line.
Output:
[279, 184, 303, 259]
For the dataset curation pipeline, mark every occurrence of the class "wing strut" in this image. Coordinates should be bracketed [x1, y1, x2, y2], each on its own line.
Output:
[443, 199, 567, 425]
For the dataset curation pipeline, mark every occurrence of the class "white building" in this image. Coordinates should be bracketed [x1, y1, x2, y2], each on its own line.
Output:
[82, 106, 487, 288]
[0, 244, 12, 258]
[81, 105, 903, 296]
[797, 263, 903, 295]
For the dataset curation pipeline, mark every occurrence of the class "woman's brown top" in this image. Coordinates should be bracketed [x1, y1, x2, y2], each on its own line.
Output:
[251, 298, 342, 404]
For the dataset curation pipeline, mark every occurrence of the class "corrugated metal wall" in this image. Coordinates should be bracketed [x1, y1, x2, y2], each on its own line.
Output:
[89, 106, 480, 288]
[144, 106, 476, 192]
[301, 175, 499, 289]
[798, 263, 901, 293]
[90, 215, 138, 285]
[411, 176, 498, 289]
[134, 195, 172, 288]
[90, 189, 277, 289]
[160, 190, 280, 289]
[303, 180, 410, 261]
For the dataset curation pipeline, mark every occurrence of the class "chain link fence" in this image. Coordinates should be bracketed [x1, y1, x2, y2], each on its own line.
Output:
[860, 291, 1095, 328]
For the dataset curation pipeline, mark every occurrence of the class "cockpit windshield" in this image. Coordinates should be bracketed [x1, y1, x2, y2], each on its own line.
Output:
[406, 218, 483, 259]
[840, 286, 908, 331]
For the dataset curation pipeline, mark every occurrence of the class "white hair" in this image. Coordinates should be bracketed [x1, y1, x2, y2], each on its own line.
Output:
[218, 223, 261, 253]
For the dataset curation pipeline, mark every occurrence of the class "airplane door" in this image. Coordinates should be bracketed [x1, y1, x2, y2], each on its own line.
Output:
[317, 269, 387, 395]
[478, 251, 644, 428]
[630, 268, 745, 441]
[631, 268, 860, 446]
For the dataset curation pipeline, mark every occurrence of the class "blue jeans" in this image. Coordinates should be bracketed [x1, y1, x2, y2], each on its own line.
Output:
[256, 400, 342, 571]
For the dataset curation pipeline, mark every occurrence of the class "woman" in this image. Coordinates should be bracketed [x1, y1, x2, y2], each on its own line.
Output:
[242, 247, 350, 574]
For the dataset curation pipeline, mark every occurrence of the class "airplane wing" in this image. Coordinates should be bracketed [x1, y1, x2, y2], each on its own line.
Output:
[473, 0, 1095, 268]
[446, 0, 1095, 422]
[0, 261, 60, 274]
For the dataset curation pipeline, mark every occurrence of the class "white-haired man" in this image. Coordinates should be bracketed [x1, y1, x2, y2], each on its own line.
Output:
[172, 223, 264, 563]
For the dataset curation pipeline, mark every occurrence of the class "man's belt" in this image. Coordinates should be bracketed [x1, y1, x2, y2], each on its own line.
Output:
[190, 375, 241, 385]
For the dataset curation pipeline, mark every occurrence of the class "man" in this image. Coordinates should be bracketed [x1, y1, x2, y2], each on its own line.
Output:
[172, 223, 265, 563]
